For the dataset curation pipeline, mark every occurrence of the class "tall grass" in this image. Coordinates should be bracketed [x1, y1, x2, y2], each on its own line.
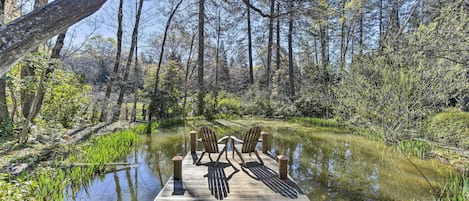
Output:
[440, 173, 469, 200]
[397, 140, 432, 159]
[1, 129, 139, 201]
[289, 117, 340, 128]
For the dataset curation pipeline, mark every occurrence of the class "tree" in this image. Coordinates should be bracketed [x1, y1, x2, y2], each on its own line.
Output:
[112, 0, 144, 122]
[0, 0, 108, 77]
[246, 0, 254, 84]
[149, 0, 184, 120]
[197, 0, 205, 116]
[100, 0, 124, 122]
[0, 0, 11, 135]
[287, 0, 295, 97]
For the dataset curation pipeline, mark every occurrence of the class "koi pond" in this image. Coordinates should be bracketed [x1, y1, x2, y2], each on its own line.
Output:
[67, 119, 453, 201]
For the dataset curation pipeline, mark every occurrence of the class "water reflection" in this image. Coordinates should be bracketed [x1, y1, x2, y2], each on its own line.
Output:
[67, 120, 452, 201]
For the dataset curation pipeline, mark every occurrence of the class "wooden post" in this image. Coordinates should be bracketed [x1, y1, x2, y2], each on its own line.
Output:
[172, 155, 183, 180]
[190, 130, 197, 153]
[277, 155, 289, 179]
[261, 131, 269, 154]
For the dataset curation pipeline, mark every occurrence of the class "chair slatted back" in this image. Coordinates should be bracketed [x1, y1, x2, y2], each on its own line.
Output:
[241, 127, 261, 153]
[200, 127, 219, 153]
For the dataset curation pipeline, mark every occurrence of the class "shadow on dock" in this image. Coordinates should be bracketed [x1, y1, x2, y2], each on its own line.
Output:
[202, 162, 239, 200]
[242, 162, 304, 199]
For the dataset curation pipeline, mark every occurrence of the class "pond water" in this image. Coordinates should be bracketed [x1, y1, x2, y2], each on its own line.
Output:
[67, 119, 453, 201]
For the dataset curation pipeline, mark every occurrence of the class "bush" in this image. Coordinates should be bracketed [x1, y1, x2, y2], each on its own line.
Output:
[426, 109, 469, 148]
[217, 96, 241, 115]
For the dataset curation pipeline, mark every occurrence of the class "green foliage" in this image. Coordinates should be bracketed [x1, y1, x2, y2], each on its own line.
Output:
[397, 140, 432, 159]
[426, 109, 469, 148]
[41, 70, 91, 128]
[216, 91, 241, 116]
[290, 117, 339, 128]
[0, 127, 139, 201]
[7, 53, 92, 128]
[441, 173, 469, 201]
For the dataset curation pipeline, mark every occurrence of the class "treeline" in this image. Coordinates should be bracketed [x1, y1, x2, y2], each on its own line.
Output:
[0, 0, 467, 144]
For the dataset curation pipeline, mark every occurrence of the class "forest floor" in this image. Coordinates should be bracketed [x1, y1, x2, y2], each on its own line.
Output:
[0, 121, 137, 177]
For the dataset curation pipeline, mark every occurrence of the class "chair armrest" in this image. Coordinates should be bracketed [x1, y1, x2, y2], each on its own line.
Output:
[217, 136, 230, 143]
[197, 138, 202, 142]
[230, 136, 244, 144]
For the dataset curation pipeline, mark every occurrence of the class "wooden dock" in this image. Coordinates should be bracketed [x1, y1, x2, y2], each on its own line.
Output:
[155, 131, 309, 201]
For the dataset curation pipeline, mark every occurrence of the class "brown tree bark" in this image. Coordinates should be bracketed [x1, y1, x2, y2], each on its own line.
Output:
[182, 34, 196, 119]
[112, 0, 144, 122]
[196, 0, 205, 116]
[0, 0, 10, 129]
[149, 0, 183, 120]
[19, 0, 46, 120]
[288, 0, 295, 97]
[246, 0, 254, 84]
[100, 0, 123, 122]
[30, 30, 67, 121]
[0, 0, 107, 77]
[266, 0, 274, 89]
[275, 1, 280, 72]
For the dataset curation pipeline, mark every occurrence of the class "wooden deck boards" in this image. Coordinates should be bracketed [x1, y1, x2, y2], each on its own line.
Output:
[155, 150, 309, 201]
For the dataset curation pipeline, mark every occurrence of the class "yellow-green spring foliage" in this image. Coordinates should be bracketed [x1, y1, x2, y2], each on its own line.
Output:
[427, 109, 469, 149]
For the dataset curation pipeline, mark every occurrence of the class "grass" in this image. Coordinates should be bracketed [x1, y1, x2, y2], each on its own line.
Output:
[397, 140, 432, 159]
[440, 173, 469, 200]
[0, 129, 139, 201]
[289, 117, 340, 128]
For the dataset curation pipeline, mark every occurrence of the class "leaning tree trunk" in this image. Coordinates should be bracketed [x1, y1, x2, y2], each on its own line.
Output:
[149, 0, 183, 120]
[100, 0, 123, 122]
[0, 0, 108, 77]
[182, 34, 195, 119]
[112, 0, 144, 122]
[20, 0, 47, 119]
[30, 30, 67, 121]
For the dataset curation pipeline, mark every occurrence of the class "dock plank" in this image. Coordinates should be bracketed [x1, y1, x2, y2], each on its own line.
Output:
[155, 151, 309, 201]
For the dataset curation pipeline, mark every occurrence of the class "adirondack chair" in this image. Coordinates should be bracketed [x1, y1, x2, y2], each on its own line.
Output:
[231, 127, 263, 166]
[196, 127, 230, 165]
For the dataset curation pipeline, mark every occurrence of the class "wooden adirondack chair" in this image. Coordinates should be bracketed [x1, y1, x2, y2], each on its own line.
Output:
[231, 127, 263, 166]
[196, 127, 230, 165]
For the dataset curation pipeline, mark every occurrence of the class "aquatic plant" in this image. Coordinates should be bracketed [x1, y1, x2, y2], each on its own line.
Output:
[440, 173, 469, 200]
[398, 140, 432, 159]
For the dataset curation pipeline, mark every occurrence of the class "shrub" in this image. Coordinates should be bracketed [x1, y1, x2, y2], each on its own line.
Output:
[426, 109, 469, 148]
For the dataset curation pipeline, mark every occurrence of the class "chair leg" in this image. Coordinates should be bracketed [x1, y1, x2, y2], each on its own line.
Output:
[196, 152, 206, 165]
[215, 147, 227, 166]
[208, 153, 213, 162]
[233, 147, 245, 166]
[254, 151, 264, 165]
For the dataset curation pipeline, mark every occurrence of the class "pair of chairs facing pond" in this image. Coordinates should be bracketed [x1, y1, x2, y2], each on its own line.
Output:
[196, 127, 263, 167]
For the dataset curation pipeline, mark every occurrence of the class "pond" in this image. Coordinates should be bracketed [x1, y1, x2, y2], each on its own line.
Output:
[67, 119, 453, 201]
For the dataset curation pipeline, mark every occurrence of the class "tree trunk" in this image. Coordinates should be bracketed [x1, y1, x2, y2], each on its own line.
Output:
[30, 30, 67, 121]
[149, 0, 183, 120]
[246, 0, 254, 84]
[197, 0, 205, 116]
[319, 6, 329, 73]
[266, 0, 275, 89]
[276, 1, 280, 72]
[182, 34, 195, 119]
[0, 0, 108, 77]
[0, 0, 11, 131]
[288, 0, 295, 97]
[100, 0, 123, 122]
[215, 9, 221, 91]
[131, 32, 138, 122]
[112, 0, 144, 122]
